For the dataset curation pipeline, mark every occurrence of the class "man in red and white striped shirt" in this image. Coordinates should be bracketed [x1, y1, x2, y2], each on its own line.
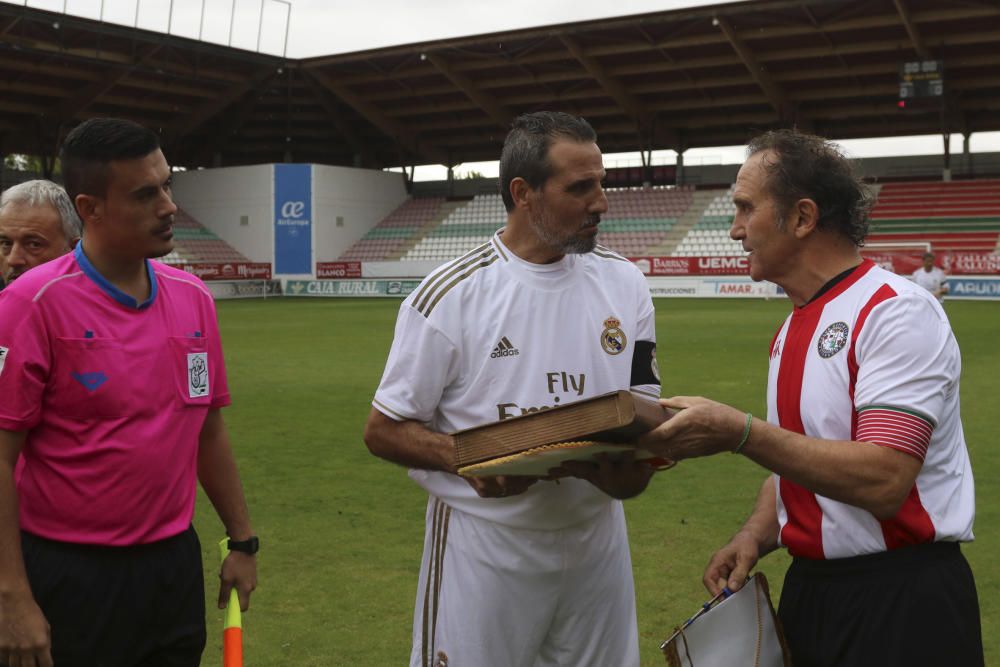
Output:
[640, 130, 982, 666]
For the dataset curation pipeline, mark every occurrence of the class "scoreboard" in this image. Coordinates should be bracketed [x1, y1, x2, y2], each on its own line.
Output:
[899, 60, 944, 101]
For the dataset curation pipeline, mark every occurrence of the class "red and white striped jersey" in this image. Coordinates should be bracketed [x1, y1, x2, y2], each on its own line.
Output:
[767, 259, 975, 560]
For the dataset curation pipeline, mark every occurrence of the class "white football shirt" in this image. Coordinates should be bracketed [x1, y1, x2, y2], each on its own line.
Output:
[767, 260, 974, 559]
[374, 232, 659, 530]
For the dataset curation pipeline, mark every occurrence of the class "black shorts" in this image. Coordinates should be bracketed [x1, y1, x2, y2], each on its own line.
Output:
[778, 541, 983, 667]
[19, 525, 206, 667]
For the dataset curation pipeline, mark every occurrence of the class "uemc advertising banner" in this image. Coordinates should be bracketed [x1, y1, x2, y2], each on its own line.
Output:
[274, 164, 312, 274]
[629, 256, 749, 276]
[316, 261, 362, 279]
[632, 253, 1000, 277]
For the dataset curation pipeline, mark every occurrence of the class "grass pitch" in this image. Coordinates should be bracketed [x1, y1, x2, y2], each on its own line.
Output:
[195, 297, 999, 666]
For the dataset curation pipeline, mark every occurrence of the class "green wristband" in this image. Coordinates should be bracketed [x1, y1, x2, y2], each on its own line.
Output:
[733, 412, 753, 454]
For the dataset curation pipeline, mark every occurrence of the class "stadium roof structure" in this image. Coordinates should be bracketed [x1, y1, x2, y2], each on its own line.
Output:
[1, 0, 998, 174]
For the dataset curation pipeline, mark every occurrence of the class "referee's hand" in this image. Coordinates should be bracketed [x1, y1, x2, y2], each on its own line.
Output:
[0, 590, 52, 667]
[219, 551, 257, 612]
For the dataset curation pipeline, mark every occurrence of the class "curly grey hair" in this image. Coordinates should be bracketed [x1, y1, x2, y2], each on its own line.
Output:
[747, 130, 873, 246]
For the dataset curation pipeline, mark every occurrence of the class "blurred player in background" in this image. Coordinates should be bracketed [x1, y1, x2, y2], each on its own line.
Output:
[639, 129, 982, 667]
[911, 251, 948, 302]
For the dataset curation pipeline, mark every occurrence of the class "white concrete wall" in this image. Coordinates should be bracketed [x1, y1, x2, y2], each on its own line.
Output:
[172, 165, 273, 262]
[173, 164, 409, 272]
[313, 165, 408, 261]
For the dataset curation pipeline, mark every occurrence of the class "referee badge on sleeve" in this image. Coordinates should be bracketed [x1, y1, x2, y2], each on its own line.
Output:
[187, 352, 209, 397]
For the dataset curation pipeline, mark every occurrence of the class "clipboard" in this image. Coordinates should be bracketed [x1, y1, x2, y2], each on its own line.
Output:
[660, 573, 791, 667]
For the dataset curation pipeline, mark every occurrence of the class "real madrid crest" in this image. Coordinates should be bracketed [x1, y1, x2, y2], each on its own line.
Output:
[817, 321, 849, 358]
[601, 316, 627, 355]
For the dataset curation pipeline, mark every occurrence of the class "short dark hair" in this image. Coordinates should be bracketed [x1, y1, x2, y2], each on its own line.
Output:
[747, 129, 873, 246]
[60, 118, 161, 205]
[498, 111, 597, 212]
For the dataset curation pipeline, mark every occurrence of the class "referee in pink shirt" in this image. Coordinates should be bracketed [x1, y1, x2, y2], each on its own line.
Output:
[0, 118, 257, 667]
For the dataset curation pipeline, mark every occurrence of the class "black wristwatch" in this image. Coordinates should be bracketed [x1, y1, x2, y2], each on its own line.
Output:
[227, 536, 260, 555]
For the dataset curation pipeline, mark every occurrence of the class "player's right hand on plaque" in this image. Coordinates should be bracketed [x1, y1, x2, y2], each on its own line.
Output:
[550, 451, 655, 500]
[464, 474, 539, 498]
[637, 396, 749, 461]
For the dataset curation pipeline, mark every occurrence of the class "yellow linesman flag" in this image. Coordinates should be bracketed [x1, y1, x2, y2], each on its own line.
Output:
[219, 538, 244, 667]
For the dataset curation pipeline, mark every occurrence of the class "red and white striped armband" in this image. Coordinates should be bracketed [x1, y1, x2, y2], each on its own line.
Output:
[855, 406, 934, 461]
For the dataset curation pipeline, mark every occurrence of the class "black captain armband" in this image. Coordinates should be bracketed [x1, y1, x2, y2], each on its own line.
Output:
[630, 340, 660, 386]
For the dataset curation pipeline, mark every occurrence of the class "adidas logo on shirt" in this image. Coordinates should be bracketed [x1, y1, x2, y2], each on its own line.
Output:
[490, 336, 519, 358]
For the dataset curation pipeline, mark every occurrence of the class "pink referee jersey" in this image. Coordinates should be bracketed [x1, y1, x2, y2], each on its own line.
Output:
[0, 244, 230, 546]
[767, 259, 975, 560]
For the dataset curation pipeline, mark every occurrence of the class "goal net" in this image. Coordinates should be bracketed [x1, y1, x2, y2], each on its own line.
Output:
[205, 280, 276, 300]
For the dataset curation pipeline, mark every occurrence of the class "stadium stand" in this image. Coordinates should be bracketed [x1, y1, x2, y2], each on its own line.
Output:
[338, 197, 447, 261]
[868, 180, 1000, 252]
[355, 186, 701, 263]
[597, 186, 694, 257]
[671, 186, 747, 257]
[668, 178, 1000, 257]
[332, 177, 1000, 265]
[402, 194, 505, 261]
[161, 208, 250, 264]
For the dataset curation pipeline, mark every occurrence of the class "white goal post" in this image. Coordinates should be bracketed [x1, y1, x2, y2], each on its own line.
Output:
[863, 240, 932, 253]
[205, 280, 276, 300]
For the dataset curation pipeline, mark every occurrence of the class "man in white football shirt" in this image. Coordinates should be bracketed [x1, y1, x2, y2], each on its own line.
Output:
[364, 111, 662, 667]
[639, 130, 982, 666]
[910, 251, 948, 302]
